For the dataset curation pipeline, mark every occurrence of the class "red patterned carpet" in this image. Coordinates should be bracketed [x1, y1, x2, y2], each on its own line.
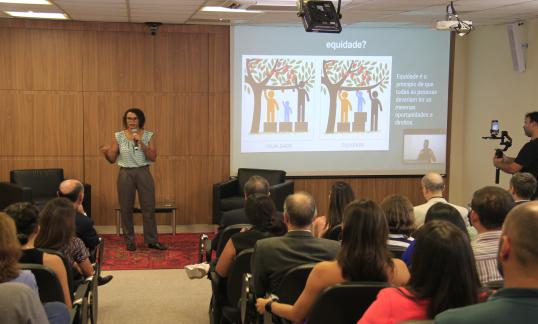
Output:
[101, 233, 210, 270]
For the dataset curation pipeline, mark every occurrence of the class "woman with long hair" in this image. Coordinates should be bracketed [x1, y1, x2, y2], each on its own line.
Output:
[402, 202, 469, 266]
[312, 181, 355, 239]
[359, 220, 480, 323]
[35, 198, 94, 279]
[381, 195, 416, 249]
[256, 199, 409, 323]
[4, 202, 72, 308]
[0, 212, 37, 290]
[216, 193, 286, 277]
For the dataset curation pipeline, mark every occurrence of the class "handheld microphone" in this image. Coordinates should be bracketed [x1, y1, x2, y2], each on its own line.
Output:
[131, 128, 139, 150]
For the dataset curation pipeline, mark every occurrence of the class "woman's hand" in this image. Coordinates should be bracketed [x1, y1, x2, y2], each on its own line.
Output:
[256, 298, 270, 315]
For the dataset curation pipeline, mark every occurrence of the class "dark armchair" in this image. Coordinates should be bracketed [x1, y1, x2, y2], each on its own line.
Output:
[0, 168, 91, 217]
[212, 168, 294, 224]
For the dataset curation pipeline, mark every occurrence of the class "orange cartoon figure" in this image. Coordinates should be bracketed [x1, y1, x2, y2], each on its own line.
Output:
[338, 91, 352, 123]
[264, 90, 279, 122]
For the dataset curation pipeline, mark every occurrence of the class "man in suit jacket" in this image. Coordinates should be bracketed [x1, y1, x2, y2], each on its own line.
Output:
[251, 191, 340, 297]
[58, 179, 99, 250]
[212, 175, 283, 252]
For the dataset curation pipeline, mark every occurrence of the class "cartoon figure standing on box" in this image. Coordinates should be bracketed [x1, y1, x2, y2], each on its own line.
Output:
[296, 81, 310, 123]
[368, 89, 382, 131]
[355, 90, 365, 113]
[264, 90, 279, 122]
[282, 101, 293, 122]
[338, 91, 352, 123]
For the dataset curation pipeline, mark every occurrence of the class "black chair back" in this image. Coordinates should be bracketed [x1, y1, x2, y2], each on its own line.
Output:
[216, 223, 252, 258]
[10, 168, 63, 201]
[274, 263, 315, 304]
[20, 263, 65, 304]
[307, 282, 388, 324]
[227, 248, 254, 306]
[37, 248, 75, 297]
[323, 225, 342, 241]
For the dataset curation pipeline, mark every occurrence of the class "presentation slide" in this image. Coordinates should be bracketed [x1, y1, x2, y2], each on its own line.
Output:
[231, 26, 451, 176]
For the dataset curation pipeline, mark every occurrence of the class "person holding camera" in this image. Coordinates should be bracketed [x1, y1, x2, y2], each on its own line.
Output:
[494, 112, 538, 199]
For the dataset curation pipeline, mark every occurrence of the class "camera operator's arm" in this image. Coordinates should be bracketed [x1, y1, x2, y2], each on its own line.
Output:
[493, 154, 521, 174]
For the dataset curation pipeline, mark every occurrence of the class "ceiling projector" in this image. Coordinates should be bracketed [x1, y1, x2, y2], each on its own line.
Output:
[436, 20, 473, 34]
[435, 1, 473, 36]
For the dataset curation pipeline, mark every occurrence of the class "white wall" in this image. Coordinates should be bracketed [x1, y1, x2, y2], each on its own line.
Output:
[449, 18, 538, 205]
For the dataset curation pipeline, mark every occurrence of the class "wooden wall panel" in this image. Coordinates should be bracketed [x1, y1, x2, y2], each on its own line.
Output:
[0, 29, 83, 91]
[0, 91, 83, 156]
[208, 33, 230, 94]
[82, 31, 155, 92]
[0, 157, 83, 183]
[154, 33, 209, 93]
[208, 94, 230, 156]
[294, 177, 424, 218]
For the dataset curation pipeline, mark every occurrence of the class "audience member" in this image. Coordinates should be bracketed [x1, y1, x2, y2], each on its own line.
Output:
[0, 283, 69, 324]
[256, 199, 410, 323]
[251, 192, 340, 298]
[508, 172, 537, 205]
[402, 203, 468, 266]
[216, 193, 286, 278]
[312, 181, 354, 239]
[413, 172, 470, 227]
[58, 180, 113, 286]
[359, 220, 479, 323]
[4, 202, 72, 308]
[212, 175, 282, 252]
[0, 212, 38, 293]
[381, 194, 415, 250]
[470, 186, 514, 285]
[57, 179, 99, 250]
[436, 201, 538, 323]
[34, 198, 95, 283]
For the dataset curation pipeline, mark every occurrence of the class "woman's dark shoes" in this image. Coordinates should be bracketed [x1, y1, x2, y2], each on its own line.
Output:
[126, 241, 136, 251]
[147, 242, 168, 250]
[98, 275, 114, 286]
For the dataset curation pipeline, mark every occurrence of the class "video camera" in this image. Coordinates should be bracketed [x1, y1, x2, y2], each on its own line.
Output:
[482, 120, 512, 183]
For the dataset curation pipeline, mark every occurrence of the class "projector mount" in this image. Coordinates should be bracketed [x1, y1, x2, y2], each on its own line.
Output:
[297, 0, 342, 33]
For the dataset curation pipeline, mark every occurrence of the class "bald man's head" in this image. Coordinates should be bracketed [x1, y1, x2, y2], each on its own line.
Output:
[283, 192, 316, 227]
[503, 201, 538, 267]
[58, 179, 84, 204]
[421, 172, 445, 193]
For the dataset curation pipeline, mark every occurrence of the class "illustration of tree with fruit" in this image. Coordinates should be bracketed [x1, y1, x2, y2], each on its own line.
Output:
[322, 59, 390, 133]
[244, 58, 315, 133]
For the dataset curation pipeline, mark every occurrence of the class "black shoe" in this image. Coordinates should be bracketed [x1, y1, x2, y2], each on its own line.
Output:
[98, 275, 113, 286]
[126, 241, 136, 251]
[148, 242, 168, 250]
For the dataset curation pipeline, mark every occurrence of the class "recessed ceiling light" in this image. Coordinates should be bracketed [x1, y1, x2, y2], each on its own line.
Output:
[5, 11, 68, 19]
[0, 0, 51, 4]
[201, 6, 262, 13]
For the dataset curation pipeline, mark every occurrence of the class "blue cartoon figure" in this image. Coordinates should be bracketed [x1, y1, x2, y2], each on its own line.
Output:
[283, 100, 293, 122]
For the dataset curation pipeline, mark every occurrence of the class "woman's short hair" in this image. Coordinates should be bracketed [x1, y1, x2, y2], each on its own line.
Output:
[324, 181, 355, 236]
[3, 202, 40, 245]
[407, 220, 479, 317]
[380, 194, 415, 236]
[424, 202, 467, 234]
[122, 107, 146, 129]
[34, 198, 75, 250]
[0, 212, 22, 283]
[337, 199, 393, 282]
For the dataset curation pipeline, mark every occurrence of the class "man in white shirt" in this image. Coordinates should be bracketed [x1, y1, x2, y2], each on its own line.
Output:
[413, 172, 470, 227]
